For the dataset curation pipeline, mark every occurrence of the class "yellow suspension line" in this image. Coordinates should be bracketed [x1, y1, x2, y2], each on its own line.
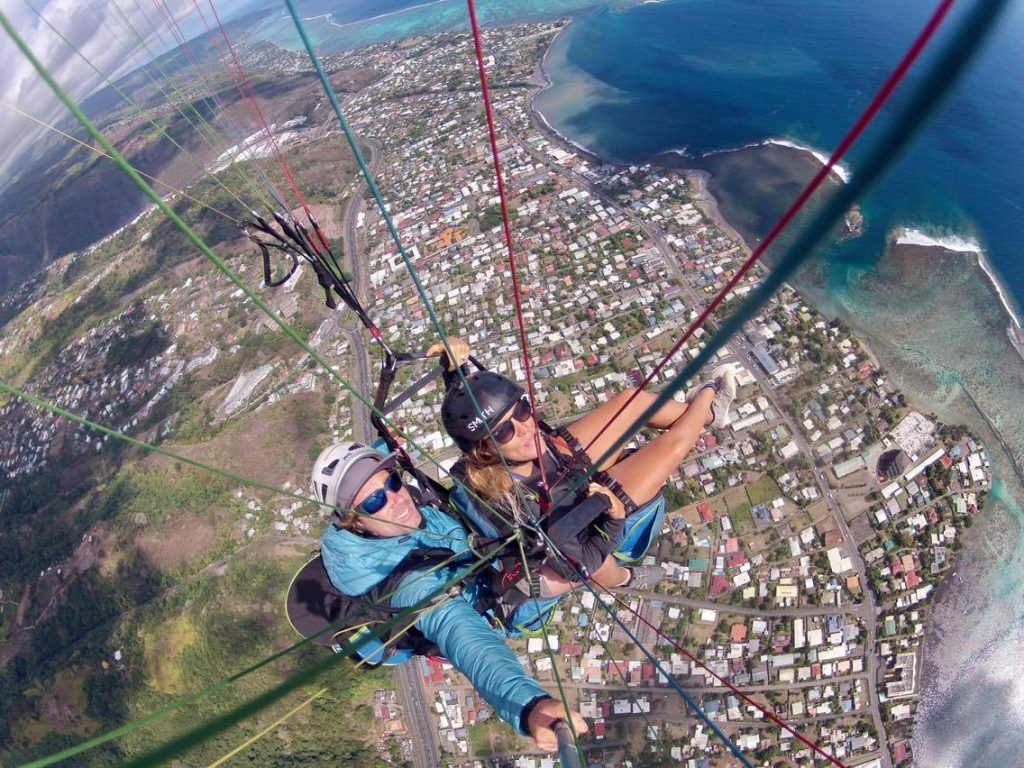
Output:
[204, 687, 329, 768]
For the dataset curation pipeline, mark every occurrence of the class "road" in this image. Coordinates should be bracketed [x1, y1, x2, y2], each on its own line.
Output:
[339, 137, 382, 442]
[615, 588, 864, 619]
[393, 659, 440, 768]
[339, 136, 445, 768]
[564, 672, 866, 697]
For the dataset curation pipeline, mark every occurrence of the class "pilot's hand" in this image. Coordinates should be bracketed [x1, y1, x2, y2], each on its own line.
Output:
[426, 337, 470, 370]
[526, 697, 588, 752]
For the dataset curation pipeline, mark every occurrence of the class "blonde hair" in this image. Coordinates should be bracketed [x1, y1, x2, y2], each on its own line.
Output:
[463, 441, 533, 525]
[463, 441, 513, 500]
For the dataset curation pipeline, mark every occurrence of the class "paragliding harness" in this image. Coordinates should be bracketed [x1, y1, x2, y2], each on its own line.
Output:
[246, 213, 570, 649]
[285, 546, 457, 665]
[546, 425, 639, 516]
[438, 359, 643, 589]
[284, 481, 551, 666]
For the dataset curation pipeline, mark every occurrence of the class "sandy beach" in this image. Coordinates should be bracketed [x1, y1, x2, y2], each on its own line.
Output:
[685, 168, 751, 255]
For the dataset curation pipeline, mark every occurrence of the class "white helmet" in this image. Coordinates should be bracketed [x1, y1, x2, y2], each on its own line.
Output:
[310, 442, 399, 516]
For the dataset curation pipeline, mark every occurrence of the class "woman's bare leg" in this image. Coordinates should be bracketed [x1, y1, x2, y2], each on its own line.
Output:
[602, 386, 715, 505]
[565, 388, 695, 470]
[538, 566, 576, 597]
[590, 555, 630, 588]
[538, 557, 629, 596]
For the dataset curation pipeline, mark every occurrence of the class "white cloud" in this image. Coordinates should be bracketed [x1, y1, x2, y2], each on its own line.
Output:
[0, 0, 249, 182]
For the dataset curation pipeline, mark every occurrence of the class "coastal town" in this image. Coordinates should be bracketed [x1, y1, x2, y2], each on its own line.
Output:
[276, 21, 989, 768]
[0, 16, 995, 768]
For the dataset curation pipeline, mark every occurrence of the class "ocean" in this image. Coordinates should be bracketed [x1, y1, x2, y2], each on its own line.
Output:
[261, 1, 1024, 764]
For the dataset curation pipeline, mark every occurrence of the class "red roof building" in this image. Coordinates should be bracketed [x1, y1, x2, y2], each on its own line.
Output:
[730, 623, 748, 643]
[728, 553, 749, 569]
[893, 741, 910, 764]
[697, 502, 714, 523]
[709, 574, 730, 597]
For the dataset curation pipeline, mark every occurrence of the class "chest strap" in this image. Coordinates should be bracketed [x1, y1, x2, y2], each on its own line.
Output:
[550, 425, 638, 515]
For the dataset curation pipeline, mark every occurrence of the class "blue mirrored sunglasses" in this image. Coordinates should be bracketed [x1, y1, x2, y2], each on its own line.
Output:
[357, 471, 403, 515]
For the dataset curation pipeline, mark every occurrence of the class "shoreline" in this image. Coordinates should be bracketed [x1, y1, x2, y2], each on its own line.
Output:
[528, 31, 1021, 480]
[893, 226, 1024, 335]
[694, 138, 852, 184]
[529, 22, 605, 168]
[684, 168, 752, 255]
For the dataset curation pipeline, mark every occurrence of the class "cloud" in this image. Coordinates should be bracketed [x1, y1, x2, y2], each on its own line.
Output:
[0, 0, 249, 182]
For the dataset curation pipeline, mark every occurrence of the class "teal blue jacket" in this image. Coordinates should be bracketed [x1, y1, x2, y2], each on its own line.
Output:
[320, 505, 548, 733]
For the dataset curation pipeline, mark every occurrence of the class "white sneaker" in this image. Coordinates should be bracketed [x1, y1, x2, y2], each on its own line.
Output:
[685, 365, 736, 429]
[617, 565, 663, 591]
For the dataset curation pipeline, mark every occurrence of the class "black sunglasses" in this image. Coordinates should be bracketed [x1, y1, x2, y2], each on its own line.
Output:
[492, 397, 533, 445]
[357, 471, 403, 515]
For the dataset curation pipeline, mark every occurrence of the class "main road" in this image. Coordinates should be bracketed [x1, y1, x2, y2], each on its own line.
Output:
[615, 587, 864, 619]
[336, 136, 446, 767]
[339, 137, 382, 442]
[394, 659, 441, 768]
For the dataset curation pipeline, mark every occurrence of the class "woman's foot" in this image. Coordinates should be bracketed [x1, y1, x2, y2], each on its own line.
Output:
[614, 565, 663, 591]
[685, 365, 736, 429]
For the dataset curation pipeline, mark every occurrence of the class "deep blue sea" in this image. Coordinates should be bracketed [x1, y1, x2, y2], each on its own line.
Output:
[261, 1, 1024, 764]
[536, 0, 1024, 308]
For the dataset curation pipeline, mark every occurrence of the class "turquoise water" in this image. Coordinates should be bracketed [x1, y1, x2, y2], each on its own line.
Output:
[251, 0, 627, 53]
[533, 0, 1024, 311]
[262, 1, 1024, 764]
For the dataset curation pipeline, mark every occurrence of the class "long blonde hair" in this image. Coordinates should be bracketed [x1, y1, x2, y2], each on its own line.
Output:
[463, 441, 537, 525]
[463, 440, 514, 501]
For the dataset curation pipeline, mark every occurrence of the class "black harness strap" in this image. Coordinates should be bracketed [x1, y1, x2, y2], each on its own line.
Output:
[549, 424, 638, 515]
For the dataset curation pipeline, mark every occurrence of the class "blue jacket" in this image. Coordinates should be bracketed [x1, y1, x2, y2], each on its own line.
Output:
[320, 505, 548, 733]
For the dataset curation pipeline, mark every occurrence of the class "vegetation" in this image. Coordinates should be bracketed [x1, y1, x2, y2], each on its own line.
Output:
[2, 549, 387, 766]
[104, 321, 170, 370]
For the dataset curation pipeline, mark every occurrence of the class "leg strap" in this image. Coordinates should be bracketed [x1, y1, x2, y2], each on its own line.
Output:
[553, 425, 591, 469]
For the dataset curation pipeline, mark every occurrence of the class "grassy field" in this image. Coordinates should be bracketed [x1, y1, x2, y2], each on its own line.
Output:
[724, 486, 755, 536]
[468, 719, 530, 760]
[140, 615, 197, 695]
[746, 474, 783, 506]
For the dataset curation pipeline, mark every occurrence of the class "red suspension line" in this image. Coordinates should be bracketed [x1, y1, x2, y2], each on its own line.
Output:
[205, 0, 332, 253]
[189, 0, 289, 209]
[152, 0, 222, 119]
[153, 0, 279, 212]
[465, 0, 550, 501]
[561, 0, 955, 476]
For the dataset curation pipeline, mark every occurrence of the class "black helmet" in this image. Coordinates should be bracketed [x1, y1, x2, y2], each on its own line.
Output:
[442, 371, 524, 451]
